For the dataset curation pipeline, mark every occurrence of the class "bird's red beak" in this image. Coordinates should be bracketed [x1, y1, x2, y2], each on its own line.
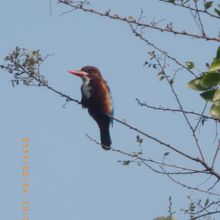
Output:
[68, 70, 88, 78]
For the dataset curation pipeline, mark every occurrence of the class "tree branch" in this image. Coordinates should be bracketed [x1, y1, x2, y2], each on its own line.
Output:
[152, 52, 206, 162]
[129, 24, 198, 77]
[58, 0, 220, 42]
[1, 47, 220, 181]
[85, 133, 208, 175]
[136, 98, 217, 122]
[160, 0, 220, 19]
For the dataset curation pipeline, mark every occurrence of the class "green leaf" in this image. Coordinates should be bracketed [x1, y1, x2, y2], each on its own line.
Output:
[210, 104, 220, 118]
[200, 89, 217, 102]
[159, 75, 165, 81]
[214, 8, 220, 16]
[213, 89, 220, 106]
[136, 135, 143, 144]
[216, 46, 220, 59]
[164, 152, 170, 157]
[206, 62, 210, 68]
[204, 1, 213, 10]
[201, 72, 220, 88]
[187, 76, 209, 91]
[213, 89, 220, 101]
[185, 61, 194, 69]
[205, 198, 209, 207]
[122, 160, 130, 166]
[208, 59, 220, 72]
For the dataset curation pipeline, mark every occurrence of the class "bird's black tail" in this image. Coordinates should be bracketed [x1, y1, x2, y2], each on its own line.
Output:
[100, 128, 111, 150]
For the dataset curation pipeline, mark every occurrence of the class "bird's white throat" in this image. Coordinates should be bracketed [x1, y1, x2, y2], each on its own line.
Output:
[82, 77, 92, 98]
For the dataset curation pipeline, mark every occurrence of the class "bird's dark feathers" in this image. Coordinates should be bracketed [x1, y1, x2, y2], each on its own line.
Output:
[79, 66, 112, 150]
[81, 66, 102, 79]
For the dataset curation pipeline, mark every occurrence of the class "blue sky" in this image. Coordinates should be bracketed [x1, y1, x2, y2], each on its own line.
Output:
[0, 1, 219, 220]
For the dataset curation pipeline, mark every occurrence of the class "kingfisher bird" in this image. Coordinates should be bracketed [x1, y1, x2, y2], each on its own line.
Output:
[68, 66, 113, 150]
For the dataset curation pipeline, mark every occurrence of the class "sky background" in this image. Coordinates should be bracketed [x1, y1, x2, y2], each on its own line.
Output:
[0, 1, 219, 220]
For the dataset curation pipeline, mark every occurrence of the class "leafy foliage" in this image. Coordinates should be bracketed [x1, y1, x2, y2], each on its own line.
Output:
[187, 47, 220, 118]
[136, 135, 143, 145]
[185, 61, 195, 69]
[0, 47, 48, 87]
[204, 2, 213, 10]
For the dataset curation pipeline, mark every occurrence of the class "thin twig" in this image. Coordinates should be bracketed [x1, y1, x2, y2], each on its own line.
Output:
[161, 167, 220, 196]
[191, 200, 220, 215]
[3, 51, 220, 180]
[153, 54, 205, 162]
[129, 24, 198, 77]
[111, 112, 219, 179]
[16, 62, 81, 104]
[109, 115, 199, 162]
[192, 175, 212, 194]
[193, 1, 206, 36]
[160, 0, 220, 19]
[211, 141, 220, 168]
[85, 133, 207, 175]
[136, 98, 217, 121]
[49, 0, 52, 17]
[192, 210, 220, 220]
[193, 101, 208, 132]
[58, 0, 220, 42]
[207, 178, 220, 192]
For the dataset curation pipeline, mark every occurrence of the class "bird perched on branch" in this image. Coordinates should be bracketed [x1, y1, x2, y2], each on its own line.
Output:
[68, 66, 113, 150]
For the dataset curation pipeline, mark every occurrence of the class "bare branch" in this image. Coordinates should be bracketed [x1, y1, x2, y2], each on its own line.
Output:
[211, 141, 220, 168]
[192, 210, 220, 220]
[193, 0, 206, 36]
[136, 98, 217, 122]
[160, 0, 220, 19]
[192, 200, 220, 215]
[193, 101, 208, 132]
[161, 168, 220, 196]
[0, 47, 81, 105]
[85, 133, 208, 175]
[2, 47, 220, 181]
[129, 24, 198, 77]
[207, 178, 220, 192]
[109, 115, 200, 162]
[152, 52, 205, 162]
[58, 0, 220, 42]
